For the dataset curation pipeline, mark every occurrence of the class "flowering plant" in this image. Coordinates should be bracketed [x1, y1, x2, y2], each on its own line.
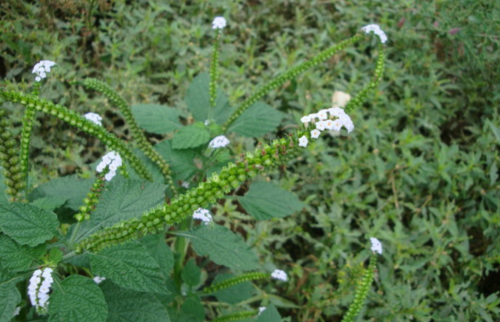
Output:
[0, 16, 386, 322]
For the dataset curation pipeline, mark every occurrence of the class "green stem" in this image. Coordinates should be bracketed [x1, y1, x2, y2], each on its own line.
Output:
[222, 34, 364, 132]
[19, 105, 36, 198]
[209, 29, 221, 111]
[173, 217, 192, 291]
[80, 78, 176, 194]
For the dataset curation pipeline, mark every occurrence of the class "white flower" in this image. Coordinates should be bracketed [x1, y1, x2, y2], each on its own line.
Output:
[331, 119, 343, 132]
[84, 112, 103, 126]
[193, 208, 212, 224]
[328, 106, 346, 118]
[361, 24, 388, 44]
[181, 181, 190, 189]
[32, 60, 56, 82]
[300, 115, 311, 123]
[310, 129, 321, 139]
[317, 109, 329, 120]
[308, 113, 318, 122]
[28, 267, 54, 310]
[96, 151, 122, 181]
[316, 120, 327, 131]
[212, 16, 227, 30]
[298, 135, 308, 147]
[258, 307, 266, 315]
[324, 119, 335, 130]
[208, 135, 230, 149]
[93, 276, 106, 284]
[370, 237, 383, 254]
[271, 269, 288, 282]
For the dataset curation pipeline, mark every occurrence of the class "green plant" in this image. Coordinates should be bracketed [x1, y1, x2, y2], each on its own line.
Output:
[0, 13, 387, 322]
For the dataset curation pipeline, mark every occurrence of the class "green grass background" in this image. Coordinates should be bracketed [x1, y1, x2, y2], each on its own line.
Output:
[1, 0, 500, 321]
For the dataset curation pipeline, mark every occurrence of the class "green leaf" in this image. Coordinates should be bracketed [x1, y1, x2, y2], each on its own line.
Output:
[89, 241, 169, 294]
[185, 72, 234, 125]
[490, 162, 498, 185]
[0, 279, 20, 322]
[255, 305, 281, 322]
[71, 178, 166, 244]
[0, 203, 59, 247]
[49, 275, 107, 322]
[228, 101, 283, 137]
[487, 120, 500, 143]
[182, 225, 260, 271]
[213, 274, 254, 304]
[29, 176, 93, 210]
[179, 296, 204, 322]
[140, 234, 174, 280]
[0, 235, 45, 272]
[101, 282, 171, 322]
[155, 140, 198, 181]
[181, 259, 200, 287]
[172, 123, 210, 150]
[131, 104, 182, 134]
[237, 182, 304, 220]
[32, 197, 67, 211]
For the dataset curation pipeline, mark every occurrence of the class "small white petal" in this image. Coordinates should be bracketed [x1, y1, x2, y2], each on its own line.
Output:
[271, 269, 288, 282]
[193, 208, 212, 224]
[310, 129, 321, 139]
[316, 120, 327, 131]
[300, 115, 311, 123]
[317, 109, 328, 120]
[208, 135, 230, 149]
[93, 276, 106, 284]
[370, 237, 383, 254]
[258, 307, 266, 315]
[298, 135, 308, 147]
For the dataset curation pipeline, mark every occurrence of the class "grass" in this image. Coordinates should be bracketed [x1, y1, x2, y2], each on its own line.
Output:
[1, 0, 500, 320]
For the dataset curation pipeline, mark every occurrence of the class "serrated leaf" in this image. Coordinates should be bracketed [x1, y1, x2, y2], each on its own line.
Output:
[154, 140, 198, 181]
[101, 282, 171, 322]
[29, 176, 93, 210]
[0, 280, 20, 322]
[213, 274, 254, 304]
[181, 225, 260, 271]
[89, 241, 169, 294]
[237, 182, 304, 220]
[0, 203, 59, 247]
[185, 72, 234, 125]
[49, 275, 107, 322]
[181, 259, 200, 287]
[140, 234, 174, 280]
[0, 235, 45, 272]
[228, 101, 283, 137]
[255, 305, 281, 322]
[71, 178, 166, 244]
[131, 104, 182, 134]
[172, 123, 210, 149]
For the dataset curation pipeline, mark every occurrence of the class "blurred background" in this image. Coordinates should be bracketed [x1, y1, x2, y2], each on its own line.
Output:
[1, 0, 499, 320]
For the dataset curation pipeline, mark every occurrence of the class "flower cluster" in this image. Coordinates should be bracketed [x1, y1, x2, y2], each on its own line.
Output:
[370, 237, 383, 255]
[84, 112, 103, 126]
[361, 24, 388, 44]
[96, 151, 122, 181]
[193, 208, 213, 224]
[271, 269, 288, 282]
[28, 268, 54, 311]
[298, 107, 354, 147]
[208, 135, 230, 148]
[212, 16, 226, 30]
[32, 60, 56, 82]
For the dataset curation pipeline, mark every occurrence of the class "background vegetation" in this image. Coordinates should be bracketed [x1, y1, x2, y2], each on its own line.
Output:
[1, 0, 499, 320]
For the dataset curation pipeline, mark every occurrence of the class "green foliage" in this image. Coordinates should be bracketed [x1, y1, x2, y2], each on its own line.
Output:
[0, 235, 45, 272]
[181, 258, 201, 287]
[101, 282, 171, 322]
[131, 104, 182, 135]
[227, 102, 284, 137]
[29, 176, 93, 211]
[0, 203, 58, 247]
[0, 278, 21, 322]
[89, 241, 170, 294]
[256, 305, 282, 322]
[49, 275, 107, 322]
[183, 225, 260, 271]
[172, 123, 211, 150]
[210, 274, 256, 304]
[237, 181, 304, 220]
